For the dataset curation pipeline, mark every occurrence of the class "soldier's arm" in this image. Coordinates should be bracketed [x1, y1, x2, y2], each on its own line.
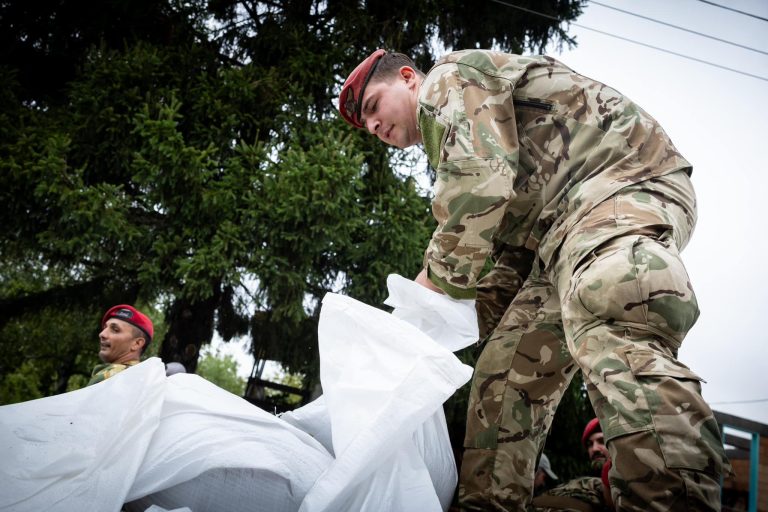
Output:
[475, 246, 534, 339]
[418, 62, 520, 299]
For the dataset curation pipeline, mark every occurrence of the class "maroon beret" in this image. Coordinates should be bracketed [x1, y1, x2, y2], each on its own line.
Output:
[102, 304, 153, 342]
[582, 417, 602, 447]
[339, 49, 386, 128]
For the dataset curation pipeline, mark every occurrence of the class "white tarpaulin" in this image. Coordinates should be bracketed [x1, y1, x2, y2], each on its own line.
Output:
[0, 275, 477, 512]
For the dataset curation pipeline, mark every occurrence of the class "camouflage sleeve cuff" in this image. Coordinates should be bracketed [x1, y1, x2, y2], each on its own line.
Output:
[427, 264, 477, 300]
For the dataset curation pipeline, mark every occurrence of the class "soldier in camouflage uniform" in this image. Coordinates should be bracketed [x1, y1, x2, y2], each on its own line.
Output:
[339, 49, 730, 511]
[530, 420, 613, 511]
[87, 304, 153, 386]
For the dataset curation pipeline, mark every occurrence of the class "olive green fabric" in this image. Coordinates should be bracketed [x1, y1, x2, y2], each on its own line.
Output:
[87, 360, 140, 386]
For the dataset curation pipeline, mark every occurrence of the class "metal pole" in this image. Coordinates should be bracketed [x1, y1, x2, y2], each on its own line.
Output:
[748, 431, 759, 512]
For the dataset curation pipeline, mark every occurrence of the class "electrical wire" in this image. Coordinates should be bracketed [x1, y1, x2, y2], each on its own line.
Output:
[590, 0, 768, 56]
[489, 0, 768, 83]
[697, 0, 768, 22]
[709, 398, 768, 405]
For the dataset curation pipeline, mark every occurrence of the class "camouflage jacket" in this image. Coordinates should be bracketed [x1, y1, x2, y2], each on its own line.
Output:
[418, 50, 691, 298]
[87, 360, 140, 386]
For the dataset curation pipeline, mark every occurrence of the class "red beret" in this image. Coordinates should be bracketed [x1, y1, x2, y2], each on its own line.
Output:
[339, 49, 386, 128]
[582, 417, 602, 447]
[102, 304, 153, 343]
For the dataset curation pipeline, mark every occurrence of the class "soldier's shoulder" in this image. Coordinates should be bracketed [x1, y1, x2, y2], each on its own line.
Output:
[435, 50, 552, 74]
[87, 362, 133, 385]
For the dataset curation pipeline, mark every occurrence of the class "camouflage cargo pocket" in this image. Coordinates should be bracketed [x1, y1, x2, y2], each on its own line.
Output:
[625, 347, 724, 476]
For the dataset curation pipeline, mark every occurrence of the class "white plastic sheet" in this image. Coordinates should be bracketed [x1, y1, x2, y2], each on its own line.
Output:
[384, 273, 479, 352]
[0, 360, 332, 512]
[0, 275, 476, 512]
[289, 292, 473, 512]
[0, 360, 165, 512]
[282, 400, 458, 511]
[125, 371, 334, 512]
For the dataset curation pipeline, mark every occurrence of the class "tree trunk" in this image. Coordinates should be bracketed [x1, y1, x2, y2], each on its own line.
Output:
[160, 288, 221, 374]
[54, 349, 79, 395]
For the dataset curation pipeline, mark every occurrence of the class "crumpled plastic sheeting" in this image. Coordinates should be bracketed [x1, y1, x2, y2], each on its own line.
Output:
[0, 360, 333, 512]
[124, 371, 334, 512]
[384, 273, 479, 352]
[285, 291, 473, 512]
[144, 506, 191, 512]
[282, 398, 458, 508]
[0, 360, 165, 512]
[0, 276, 476, 512]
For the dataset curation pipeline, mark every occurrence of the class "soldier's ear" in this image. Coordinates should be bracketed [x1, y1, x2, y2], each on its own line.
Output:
[399, 66, 415, 82]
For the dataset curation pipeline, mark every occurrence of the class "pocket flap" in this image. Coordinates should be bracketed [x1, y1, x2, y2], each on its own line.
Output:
[627, 349, 705, 382]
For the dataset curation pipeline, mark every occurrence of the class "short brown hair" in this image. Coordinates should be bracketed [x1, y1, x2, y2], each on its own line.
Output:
[370, 52, 424, 84]
[339, 50, 425, 129]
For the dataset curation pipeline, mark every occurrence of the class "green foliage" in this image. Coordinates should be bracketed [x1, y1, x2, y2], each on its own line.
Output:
[0, 361, 43, 405]
[543, 372, 596, 481]
[0, 0, 585, 401]
[265, 367, 305, 407]
[196, 348, 247, 396]
[0, 306, 98, 403]
[66, 373, 90, 393]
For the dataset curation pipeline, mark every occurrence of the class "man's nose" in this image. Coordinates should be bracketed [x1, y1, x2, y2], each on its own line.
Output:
[365, 117, 380, 135]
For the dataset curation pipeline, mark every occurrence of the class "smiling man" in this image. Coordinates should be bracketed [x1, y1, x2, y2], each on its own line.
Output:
[87, 304, 154, 386]
[339, 49, 730, 511]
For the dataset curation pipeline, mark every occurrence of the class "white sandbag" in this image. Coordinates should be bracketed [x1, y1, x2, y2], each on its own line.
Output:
[127, 467, 299, 512]
[142, 506, 192, 512]
[298, 293, 473, 512]
[384, 274, 479, 352]
[412, 407, 460, 511]
[280, 395, 334, 455]
[283, 397, 458, 511]
[280, 396, 457, 510]
[0, 359, 166, 512]
[125, 372, 333, 511]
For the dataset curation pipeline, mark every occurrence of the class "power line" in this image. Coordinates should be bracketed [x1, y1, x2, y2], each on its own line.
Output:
[590, 0, 768, 56]
[697, 0, 768, 22]
[489, 0, 768, 83]
[709, 397, 768, 405]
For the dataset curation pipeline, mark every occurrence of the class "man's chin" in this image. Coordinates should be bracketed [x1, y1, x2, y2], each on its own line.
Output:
[590, 458, 606, 474]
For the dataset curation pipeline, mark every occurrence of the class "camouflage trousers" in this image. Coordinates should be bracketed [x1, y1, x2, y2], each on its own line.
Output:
[459, 172, 730, 511]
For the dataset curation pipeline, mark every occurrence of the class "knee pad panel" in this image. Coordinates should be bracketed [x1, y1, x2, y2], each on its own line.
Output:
[570, 236, 699, 346]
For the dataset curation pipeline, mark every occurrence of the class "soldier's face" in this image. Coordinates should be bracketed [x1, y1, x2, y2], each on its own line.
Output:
[99, 318, 143, 363]
[359, 67, 422, 149]
[587, 432, 610, 463]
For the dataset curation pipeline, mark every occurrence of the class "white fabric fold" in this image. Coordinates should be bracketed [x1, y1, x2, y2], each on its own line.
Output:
[1, 283, 474, 512]
[384, 273, 479, 352]
[297, 293, 472, 512]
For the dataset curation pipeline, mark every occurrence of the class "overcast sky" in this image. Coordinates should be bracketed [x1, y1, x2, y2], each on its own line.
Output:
[219, 0, 768, 428]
